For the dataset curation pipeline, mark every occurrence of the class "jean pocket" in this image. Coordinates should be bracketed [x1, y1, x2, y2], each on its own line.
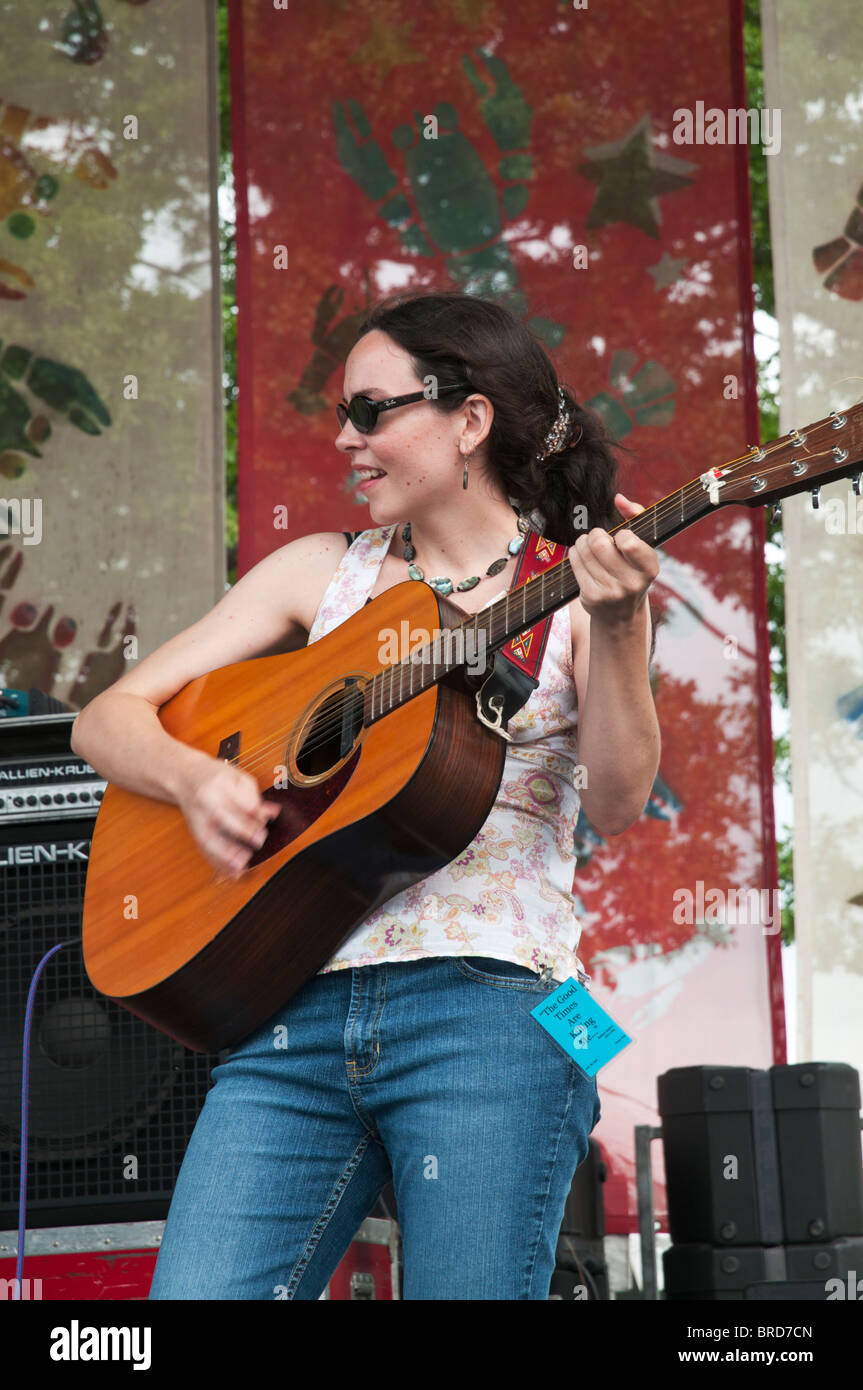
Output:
[452, 955, 543, 988]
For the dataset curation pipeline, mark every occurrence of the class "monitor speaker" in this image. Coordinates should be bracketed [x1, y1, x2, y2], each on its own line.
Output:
[0, 715, 220, 1229]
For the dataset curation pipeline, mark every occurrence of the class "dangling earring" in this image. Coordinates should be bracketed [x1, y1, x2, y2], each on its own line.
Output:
[462, 445, 476, 490]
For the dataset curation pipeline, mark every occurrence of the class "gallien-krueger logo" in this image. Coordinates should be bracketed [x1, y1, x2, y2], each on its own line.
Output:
[0, 842, 90, 866]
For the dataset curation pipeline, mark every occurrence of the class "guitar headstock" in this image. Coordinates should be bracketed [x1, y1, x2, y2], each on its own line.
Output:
[705, 403, 863, 511]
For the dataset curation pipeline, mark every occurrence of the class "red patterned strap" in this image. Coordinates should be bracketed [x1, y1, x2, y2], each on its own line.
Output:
[474, 528, 567, 738]
[501, 528, 563, 678]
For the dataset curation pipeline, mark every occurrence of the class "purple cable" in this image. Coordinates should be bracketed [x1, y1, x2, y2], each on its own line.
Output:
[16, 941, 69, 1298]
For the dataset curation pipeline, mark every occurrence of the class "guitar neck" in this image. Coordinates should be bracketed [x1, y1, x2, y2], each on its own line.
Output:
[365, 399, 863, 724]
[364, 472, 718, 724]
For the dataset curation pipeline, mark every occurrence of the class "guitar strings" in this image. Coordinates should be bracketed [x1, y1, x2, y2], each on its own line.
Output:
[230, 432, 855, 780]
[225, 423, 860, 780]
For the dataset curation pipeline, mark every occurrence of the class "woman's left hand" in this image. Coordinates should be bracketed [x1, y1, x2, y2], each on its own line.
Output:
[569, 492, 660, 625]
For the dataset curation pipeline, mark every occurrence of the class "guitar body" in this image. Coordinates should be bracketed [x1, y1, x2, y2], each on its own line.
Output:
[82, 581, 507, 1052]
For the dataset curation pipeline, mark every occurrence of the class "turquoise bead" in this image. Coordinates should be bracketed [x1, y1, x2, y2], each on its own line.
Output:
[408, 563, 424, 581]
[507, 536, 524, 555]
[429, 577, 453, 596]
[456, 575, 481, 591]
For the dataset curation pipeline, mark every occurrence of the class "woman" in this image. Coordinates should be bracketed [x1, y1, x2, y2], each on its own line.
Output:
[71, 288, 660, 1299]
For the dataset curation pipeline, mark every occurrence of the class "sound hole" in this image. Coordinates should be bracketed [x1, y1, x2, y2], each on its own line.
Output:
[295, 677, 365, 779]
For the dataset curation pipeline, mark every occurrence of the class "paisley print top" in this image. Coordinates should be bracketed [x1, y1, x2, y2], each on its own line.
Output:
[307, 523, 589, 984]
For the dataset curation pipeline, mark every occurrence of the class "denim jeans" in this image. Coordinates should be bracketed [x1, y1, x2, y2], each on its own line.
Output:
[148, 956, 602, 1300]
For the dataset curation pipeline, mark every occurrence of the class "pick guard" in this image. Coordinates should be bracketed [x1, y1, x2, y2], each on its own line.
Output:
[244, 744, 362, 868]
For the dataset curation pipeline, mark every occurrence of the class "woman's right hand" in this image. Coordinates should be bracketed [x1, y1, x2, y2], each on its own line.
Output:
[177, 755, 282, 879]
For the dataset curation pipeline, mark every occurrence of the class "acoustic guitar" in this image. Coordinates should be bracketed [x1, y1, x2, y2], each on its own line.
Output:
[82, 406, 863, 1051]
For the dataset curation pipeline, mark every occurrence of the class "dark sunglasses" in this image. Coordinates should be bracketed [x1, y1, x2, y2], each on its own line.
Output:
[336, 384, 462, 434]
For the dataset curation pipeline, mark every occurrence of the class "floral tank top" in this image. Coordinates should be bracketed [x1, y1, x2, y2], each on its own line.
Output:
[306, 524, 589, 985]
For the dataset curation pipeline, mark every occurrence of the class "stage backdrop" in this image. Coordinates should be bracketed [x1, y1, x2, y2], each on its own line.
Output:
[0, 0, 224, 708]
[229, 0, 781, 1232]
[762, 0, 863, 1083]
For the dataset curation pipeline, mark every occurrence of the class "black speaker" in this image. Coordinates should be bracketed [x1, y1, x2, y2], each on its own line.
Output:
[663, 1237, 863, 1300]
[772, 1064, 863, 1243]
[658, 1064, 863, 1247]
[658, 1066, 782, 1245]
[0, 714, 220, 1229]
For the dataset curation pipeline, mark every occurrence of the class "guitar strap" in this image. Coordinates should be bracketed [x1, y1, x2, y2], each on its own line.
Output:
[474, 529, 566, 741]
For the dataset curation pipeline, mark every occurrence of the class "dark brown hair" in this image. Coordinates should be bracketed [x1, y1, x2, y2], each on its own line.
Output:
[355, 288, 621, 546]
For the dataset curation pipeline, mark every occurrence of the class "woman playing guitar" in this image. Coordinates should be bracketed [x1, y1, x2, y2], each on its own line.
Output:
[71, 288, 661, 1300]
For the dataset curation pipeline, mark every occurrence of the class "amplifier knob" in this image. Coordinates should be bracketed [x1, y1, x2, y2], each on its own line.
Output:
[26, 795, 37, 805]
[13, 796, 24, 807]
[53, 793, 64, 804]
[67, 792, 78, 803]
[94, 788, 104, 800]
[78, 790, 90, 801]
[40, 794, 52, 805]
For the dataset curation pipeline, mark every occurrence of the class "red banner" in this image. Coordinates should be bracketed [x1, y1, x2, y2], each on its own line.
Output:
[229, 0, 781, 1233]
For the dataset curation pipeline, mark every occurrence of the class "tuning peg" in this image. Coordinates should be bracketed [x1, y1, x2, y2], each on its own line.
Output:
[811, 486, 821, 510]
[852, 473, 862, 496]
[770, 501, 782, 522]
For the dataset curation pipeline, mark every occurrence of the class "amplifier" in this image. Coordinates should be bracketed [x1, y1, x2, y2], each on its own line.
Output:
[0, 712, 105, 826]
[0, 713, 220, 1231]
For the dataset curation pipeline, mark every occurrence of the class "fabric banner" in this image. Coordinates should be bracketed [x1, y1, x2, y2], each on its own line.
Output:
[0, 0, 224, 708]
[230, 0, 779, 1232]
[762, 0, 863, 1082]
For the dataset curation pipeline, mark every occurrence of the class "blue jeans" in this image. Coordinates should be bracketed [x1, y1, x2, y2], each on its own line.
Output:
[148, 956, 601, 1300]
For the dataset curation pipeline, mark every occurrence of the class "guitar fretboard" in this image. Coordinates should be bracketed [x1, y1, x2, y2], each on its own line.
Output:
[363, 474, 719, 724]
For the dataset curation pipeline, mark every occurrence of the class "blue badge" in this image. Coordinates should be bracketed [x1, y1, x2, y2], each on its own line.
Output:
[529, 977, 632, 1077]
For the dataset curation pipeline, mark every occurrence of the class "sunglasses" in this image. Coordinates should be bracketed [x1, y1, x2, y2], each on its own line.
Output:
[336, 384, 462, 435]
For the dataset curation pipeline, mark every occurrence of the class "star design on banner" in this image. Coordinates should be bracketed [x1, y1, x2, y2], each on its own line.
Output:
[347, 17, 426, 84]
[648, 251, 688, 289]
[578, 115, 698, 239]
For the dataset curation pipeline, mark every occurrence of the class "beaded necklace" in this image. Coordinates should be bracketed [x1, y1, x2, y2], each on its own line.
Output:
[400, 507, 530, 597]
